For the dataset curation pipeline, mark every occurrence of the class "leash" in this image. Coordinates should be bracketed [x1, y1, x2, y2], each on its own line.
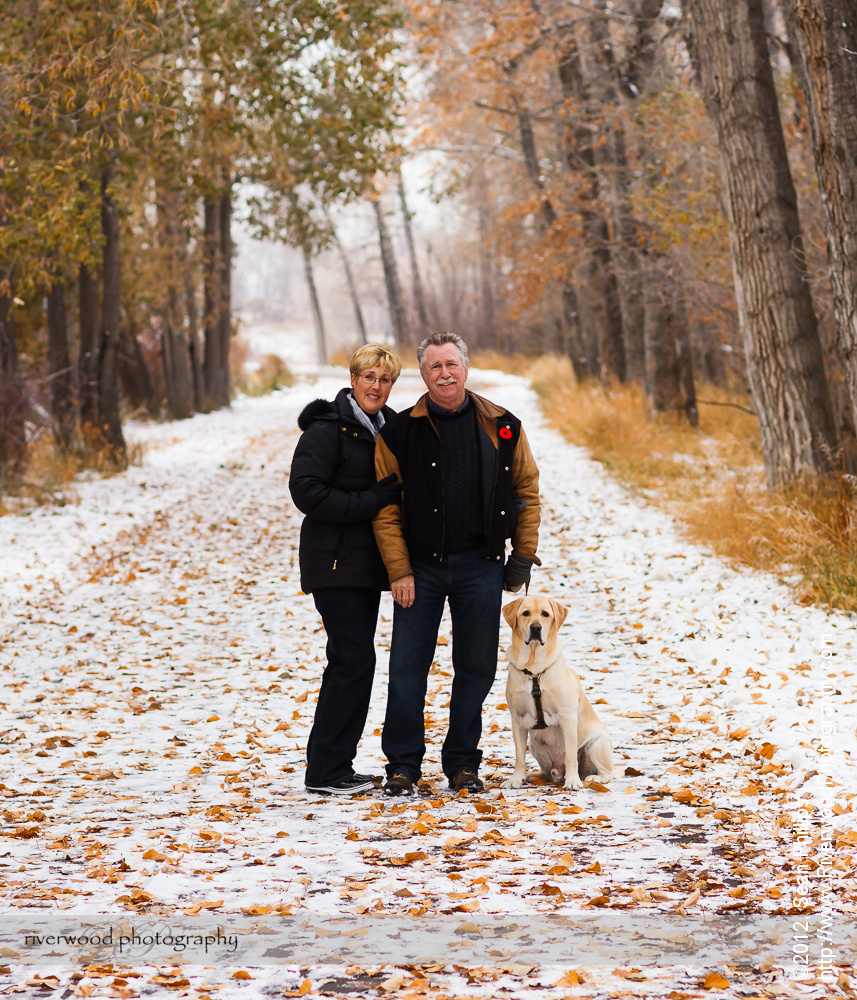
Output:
[522, 665, 551, 729]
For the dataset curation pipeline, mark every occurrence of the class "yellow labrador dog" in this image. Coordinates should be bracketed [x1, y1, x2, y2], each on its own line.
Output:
[501, 596, 614, 791]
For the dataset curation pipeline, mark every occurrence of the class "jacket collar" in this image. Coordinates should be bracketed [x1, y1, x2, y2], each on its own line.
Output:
[410, 389, 506, 421]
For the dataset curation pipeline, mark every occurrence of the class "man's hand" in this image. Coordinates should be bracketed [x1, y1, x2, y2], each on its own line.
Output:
[391, 574, 415, 608]
[503, 551, 533, 593]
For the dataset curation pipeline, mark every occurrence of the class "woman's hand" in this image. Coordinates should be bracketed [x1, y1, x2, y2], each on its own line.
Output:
[371, 473, 402, 510]
[391, 574, 415, 608]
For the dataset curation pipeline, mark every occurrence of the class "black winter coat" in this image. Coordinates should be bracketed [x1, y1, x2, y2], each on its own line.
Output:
[289, 388, 394, 593]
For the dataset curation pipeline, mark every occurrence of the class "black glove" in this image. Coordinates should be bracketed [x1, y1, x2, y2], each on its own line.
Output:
[503, 551, 533, 593]
[371, 473, 402, 510]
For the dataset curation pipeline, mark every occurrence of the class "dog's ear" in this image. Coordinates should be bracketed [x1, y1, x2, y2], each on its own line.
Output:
[549, 599, 569, 629]
[503, 598, 524, 627]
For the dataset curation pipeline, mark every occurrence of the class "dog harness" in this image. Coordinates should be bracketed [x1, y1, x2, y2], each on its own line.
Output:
[521, 667, 550, 730]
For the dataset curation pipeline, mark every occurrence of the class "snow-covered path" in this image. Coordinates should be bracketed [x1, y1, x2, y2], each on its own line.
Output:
[0, 367, 854, 998]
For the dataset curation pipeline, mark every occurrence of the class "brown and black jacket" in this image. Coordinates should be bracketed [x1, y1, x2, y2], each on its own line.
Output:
[373, 390, 541, 582]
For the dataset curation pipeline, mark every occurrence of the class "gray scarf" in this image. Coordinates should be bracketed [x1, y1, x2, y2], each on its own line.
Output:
[348, 393, 386, 440]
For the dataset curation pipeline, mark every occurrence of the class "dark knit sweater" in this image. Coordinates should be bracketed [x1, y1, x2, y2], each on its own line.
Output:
[429, 398, 484, 555]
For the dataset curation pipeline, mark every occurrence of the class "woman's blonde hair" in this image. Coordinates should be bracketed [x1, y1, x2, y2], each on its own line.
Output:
[349, 343, 402, 382]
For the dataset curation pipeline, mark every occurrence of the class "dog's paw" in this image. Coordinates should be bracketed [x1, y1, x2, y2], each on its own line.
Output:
[500, 776, 526, 789]
[563, 776, 583, 791]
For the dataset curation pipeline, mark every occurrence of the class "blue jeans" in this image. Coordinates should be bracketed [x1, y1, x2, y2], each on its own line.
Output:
[382, 550, 504, 782]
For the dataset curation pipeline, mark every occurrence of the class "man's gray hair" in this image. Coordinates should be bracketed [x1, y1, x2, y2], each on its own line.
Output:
[416, 332, 469, 372]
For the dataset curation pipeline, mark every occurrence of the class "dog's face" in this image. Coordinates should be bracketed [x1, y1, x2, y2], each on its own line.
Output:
[503, 596, 569, 646]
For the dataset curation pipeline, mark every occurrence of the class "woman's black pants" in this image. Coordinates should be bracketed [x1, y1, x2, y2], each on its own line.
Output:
[304, 587, 381, 785]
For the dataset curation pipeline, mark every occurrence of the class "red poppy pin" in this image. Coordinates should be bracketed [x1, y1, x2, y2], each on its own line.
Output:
[499, 426, 512, 439]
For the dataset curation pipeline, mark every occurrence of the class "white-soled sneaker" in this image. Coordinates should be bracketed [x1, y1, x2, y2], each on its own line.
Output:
[305, 775, 376, 796]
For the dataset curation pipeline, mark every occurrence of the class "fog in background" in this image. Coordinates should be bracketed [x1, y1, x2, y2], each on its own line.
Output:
[231, 156, 479, 368]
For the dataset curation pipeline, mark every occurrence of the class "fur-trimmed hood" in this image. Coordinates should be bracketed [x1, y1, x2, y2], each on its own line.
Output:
[297, 396, 338, 431]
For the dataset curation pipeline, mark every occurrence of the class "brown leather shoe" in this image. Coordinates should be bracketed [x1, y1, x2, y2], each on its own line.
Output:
[383, 773, 415, 796]
[450, 770, 483, 793]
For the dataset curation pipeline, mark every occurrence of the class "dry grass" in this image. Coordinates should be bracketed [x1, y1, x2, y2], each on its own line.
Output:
[469, 349, 539, 378]
[245, 354, 295, 396]
[231, 336, 295, 397]
[533, 369, 857, 614]
[0, 432, 144, 514]
[327, 348, 353, 368]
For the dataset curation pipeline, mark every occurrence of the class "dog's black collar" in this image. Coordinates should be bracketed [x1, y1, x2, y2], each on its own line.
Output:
[522, 665, 551, 730]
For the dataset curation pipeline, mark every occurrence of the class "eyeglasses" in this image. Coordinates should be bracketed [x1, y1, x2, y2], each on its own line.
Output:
[358, 372, 394, 387]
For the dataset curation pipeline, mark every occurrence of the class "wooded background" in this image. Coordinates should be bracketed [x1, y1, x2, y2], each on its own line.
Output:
[3, 0, 857, 492]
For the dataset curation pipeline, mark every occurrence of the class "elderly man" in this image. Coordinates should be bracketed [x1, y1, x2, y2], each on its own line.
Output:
[373, 332, 540, 795]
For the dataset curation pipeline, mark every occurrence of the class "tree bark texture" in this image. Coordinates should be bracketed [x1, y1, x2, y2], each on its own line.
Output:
[556, 24, 626, 382]
[373, 196, 408, 349]
[642, 274, 698, 425]
[0, 269, 25, 475]
[218, 188, 232, 407]
[119, 325, 157, 416]
[184, 226, 204, 412]
[605, 0, 668, 386]
[685, 0, 837, 488]
[202, 196, 224, 411]
[202, 197, 220, 402]
[643, 280, 672, 413]
[157, 186, 194, 419]
[47, 280, 74, 451]
[620, 0, 668, 100]
[98, 167, 127, 464]
[673, 291, 699, 428]
[78, 261, 100, 438]
[784, 0, 857, 439]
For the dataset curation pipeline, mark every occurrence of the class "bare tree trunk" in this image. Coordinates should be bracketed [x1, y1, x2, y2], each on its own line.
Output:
[643, 279, 671, 414]
[397, 168, 430, 337]
[161, 322, 193, 417]
[507, 90, 572, 359]
[606, 0, 668, 386]
[0, 267, 25, 476]
[78, 261, 100, 442]
[324, 207, 368, 346]
[621, 0, 668, 96]
[588, 3, 643, 382]
[157, 186, 194, 419]
[562, 283, 589, 381]
[784, 0, 857, 442]
[373, 195, 408, 349]
[47, 280, 74, 451]
[685, 0, 838, 487]
[218, 186, 232, 407]
[556, 24, 626, 382]
[184, 225, 204, 412]
[643, 267, 699, 425]
[98, 165, 127, 465]
[673, 290, 699, 427]
[202, 196, 222, 411]
[302, 245, 329, 364]
[119, 324, 157, 415]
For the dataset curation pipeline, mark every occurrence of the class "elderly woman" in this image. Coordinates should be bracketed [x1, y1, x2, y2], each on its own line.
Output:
[289, 343, 403, 795]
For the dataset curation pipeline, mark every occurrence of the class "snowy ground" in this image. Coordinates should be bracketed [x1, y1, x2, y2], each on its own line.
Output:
[0, 366, 854, 998]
